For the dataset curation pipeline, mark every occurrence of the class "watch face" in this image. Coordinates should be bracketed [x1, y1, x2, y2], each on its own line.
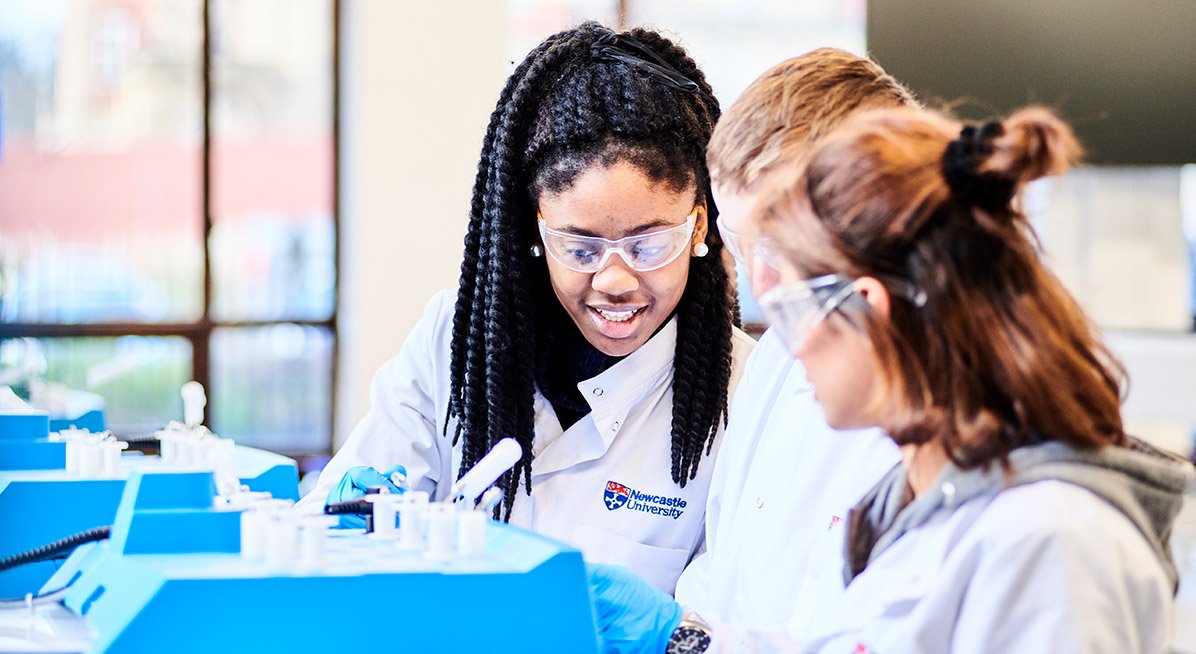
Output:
[666, 626, 712, 654]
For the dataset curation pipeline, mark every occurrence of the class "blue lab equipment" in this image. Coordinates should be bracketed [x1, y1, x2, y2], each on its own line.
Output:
[45, 389, 106, 433]
[36, 470, 601, 653]
[0, 410, 299, 597]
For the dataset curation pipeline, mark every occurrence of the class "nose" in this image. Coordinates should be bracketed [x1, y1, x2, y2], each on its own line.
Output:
[591, 251, 641, 297]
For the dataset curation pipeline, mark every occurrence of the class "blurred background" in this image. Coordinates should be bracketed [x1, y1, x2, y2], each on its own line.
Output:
[0, 0, 1193, 474]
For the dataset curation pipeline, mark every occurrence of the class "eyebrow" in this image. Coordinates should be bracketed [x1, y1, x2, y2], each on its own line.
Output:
[557, 218, 676, 238]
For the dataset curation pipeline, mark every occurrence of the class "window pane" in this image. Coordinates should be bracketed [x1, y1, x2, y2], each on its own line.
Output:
[8, 336, 193, 435]
[0, 1, 204, 323]
[210, 325, 331, 454]
[209, 0, 335, 322]
[1027, 166, 1194, 332]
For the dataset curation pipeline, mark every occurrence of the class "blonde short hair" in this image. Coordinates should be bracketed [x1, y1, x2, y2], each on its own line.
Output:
[707, 48, 915, 192]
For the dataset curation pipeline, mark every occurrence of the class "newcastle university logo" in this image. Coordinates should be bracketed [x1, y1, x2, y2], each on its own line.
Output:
[604, 481, 631, 510]
[603, 480, 686, 519]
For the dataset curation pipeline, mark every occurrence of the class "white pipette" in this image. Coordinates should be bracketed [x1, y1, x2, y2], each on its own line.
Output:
[448, 438, 523, 504]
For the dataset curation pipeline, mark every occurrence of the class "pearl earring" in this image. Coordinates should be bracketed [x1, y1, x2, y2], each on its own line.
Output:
[693, 243, 709, 258]
[530, 243, 544, 258]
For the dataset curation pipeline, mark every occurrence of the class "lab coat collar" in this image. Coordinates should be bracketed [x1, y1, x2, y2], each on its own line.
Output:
[532, 317, 678, 477]
[578, 316, 677, 410]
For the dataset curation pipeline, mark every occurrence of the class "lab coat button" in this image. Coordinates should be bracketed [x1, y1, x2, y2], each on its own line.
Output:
[593, 387, 604, 396]
[941, 482, 956, 499]
[611, 421, 620, 431]
[755, 497, 764, 508]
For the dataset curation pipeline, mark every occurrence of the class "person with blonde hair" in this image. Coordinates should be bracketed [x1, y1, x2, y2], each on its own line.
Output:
[589, 49, 921, 653]
[677, 48, 916, 634]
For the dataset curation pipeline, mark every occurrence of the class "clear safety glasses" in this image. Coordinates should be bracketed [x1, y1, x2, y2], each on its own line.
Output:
[758, 274, 927, 352]
[537, 209, 698, 273]
[716, 215, 781, 271]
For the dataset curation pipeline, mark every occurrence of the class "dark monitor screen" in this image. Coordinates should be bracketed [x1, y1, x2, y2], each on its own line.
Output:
[866, 0, 1196, 165]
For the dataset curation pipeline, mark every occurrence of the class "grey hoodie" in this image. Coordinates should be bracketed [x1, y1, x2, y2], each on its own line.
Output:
[844, 436, 1196, 590]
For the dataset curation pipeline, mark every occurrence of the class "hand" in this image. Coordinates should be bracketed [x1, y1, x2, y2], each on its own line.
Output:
[588, 562, 683, 654]
[325, 465, 408, 529]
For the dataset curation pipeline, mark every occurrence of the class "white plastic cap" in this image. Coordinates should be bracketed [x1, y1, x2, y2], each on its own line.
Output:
[181, 381, 206, 428]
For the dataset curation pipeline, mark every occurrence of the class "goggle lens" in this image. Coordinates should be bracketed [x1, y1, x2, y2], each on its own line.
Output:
[538, 210, 698, 273]
[758, 275, 857, 352]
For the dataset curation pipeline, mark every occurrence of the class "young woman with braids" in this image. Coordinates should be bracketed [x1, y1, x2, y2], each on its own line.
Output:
[589, 106, 1192, 652]
[296, 22, 754, 593]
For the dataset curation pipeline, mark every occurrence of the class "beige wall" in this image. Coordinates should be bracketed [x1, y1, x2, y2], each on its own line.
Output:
[337, 1, 508, 447]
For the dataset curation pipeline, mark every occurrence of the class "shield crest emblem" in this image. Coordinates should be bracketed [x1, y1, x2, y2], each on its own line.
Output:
[604, 480, 630, 511]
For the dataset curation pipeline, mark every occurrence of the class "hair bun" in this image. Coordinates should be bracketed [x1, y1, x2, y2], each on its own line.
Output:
[941, 121, 1016, 212]
[984, 106, 1081, 186]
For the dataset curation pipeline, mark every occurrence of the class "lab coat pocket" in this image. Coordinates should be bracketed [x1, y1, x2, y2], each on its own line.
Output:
[573, 524, 689, 595]
[818, 573, 937, 650]
[790, 520, 850, 638]
[873, 571, 935, 620]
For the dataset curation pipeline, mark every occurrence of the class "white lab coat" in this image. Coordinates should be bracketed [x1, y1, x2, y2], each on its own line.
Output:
[674, 328, 899, 631]
[298, 289, 756, 592]
[793, 479, 1173, 653]
[683, 330, 1174, 653]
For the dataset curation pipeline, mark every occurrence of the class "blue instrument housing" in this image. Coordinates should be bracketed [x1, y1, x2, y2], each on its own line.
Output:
[44, 471, 600, 653]
[0, 411, 299, 597]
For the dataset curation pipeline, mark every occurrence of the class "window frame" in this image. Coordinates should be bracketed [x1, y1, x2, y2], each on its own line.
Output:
[0, 0, 342, 459]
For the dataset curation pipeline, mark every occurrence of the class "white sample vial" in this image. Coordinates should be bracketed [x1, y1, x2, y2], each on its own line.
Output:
[264, 512, 300, 570]
[367, 492, 402, 540]
[241, 499, 291, 561]
[398, 491, 429, 550]
[240, 508, 268, 560]
[425, 504, 456, 561]
[65, 438, 80, 475]
[99, 440, 121, 476]
[457, 511, 487, 558]
[298, 515, 338, 568]
[77, 440, 100, 477]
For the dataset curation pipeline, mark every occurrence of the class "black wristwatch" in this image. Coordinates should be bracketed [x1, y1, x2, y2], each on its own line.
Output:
[665, 612, 713, 654]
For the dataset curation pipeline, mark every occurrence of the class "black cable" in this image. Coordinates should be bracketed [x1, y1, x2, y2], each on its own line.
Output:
[323, 499, 370, 515]
[0, 526, 111, 573]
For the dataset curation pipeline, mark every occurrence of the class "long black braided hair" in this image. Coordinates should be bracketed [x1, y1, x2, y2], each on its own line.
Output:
[448, 22, 738, 519]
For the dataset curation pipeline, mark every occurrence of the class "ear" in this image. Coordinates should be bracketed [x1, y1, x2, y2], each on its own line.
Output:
[853, 276, 892, 320]
[693, 202, 709, 245]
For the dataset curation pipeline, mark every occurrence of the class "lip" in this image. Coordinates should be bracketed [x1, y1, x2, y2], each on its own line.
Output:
[587, 304, 648, 340]
[589, 304, 647, 313]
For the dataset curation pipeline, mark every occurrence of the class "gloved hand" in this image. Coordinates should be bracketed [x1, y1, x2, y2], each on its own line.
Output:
[587, 562, 683, 654]
[325, 465, 408, 529]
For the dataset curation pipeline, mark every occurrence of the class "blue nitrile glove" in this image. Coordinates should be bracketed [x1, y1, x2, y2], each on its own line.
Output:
[587, 562, 683, 654]
[325, 464, 408, 529]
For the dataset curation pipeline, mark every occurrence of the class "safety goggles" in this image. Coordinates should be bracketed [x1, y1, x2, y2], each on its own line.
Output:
[758, 274, 926, 352]
[716, 215, 781, 271]
[537, 209, 698, 273]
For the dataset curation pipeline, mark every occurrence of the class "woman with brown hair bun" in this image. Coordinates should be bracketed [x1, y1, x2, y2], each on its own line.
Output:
[751, 106, 1194, 652]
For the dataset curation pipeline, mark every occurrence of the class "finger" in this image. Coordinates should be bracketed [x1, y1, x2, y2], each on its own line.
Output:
[327, 468, 367, 505]
[380, 465, 409, 491]
[347, 466, 391, 493]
